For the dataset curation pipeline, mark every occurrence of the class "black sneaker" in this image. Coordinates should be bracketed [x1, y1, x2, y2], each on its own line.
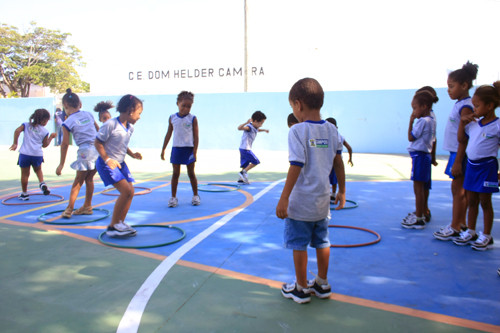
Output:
[281, 283, 311, 304]
[18, 193, 29, 201]
[39, 182, 50, 195]
[401, 218, 426, 229]
[307, 279, 331, 299]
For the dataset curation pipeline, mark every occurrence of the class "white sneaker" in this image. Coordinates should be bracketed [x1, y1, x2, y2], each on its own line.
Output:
[192, 195, 201, 206]
[239, 171, 249, 184]
[119, 221, 136, 233]
[106, 222, 137, 237]
[168, 197, 178, 208]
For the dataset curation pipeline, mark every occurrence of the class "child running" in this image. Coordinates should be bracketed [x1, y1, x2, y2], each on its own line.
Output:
[56, 89, 100, 218]
[237, 111, 269, 184]
[94, 101, 114, 123]
[10, 109, 56, 200]
[160, 91, 199, 207]
[452, 82, 500, 250]
[276, 78, 346, 304]
[433, 61, 478, 240]
[95, 94, 143, 237]
[326, 117, 353, 201]
[401, 91, 437, 229]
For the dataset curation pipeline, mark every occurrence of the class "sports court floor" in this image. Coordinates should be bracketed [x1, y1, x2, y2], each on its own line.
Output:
[0, 150, 499, 333]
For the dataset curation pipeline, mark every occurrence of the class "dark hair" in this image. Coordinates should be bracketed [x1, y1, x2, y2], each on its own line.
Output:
[62, 88, 81, 109]
[94, 101, 114, 113]
[29, 109, 50, 126]
[473, 81, 500, 109]
[287, 113, 298, 126]
[116, 94, 143, 114]
[326, 117, 337, 127]
[177, 91, 194, 103]
[416, 86, 439, 104]
[413, 90, 436, 109]
[289, 78, 324, 110]
[251, 110, 266, 122]
[448, 61, 479, 89]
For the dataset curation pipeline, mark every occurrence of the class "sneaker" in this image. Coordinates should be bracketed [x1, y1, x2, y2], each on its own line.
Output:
[424, 211, 431, 223]
[18, 193, 29, 201]
[118, 221, 136, 233]
[433, 225, 460, 241]
[61, 207, 73, 218]
[168, 197, 178, 208]
[106, 223, 137, 238]
[307, 279, 332, 299]
[237, 179, 245, 184]
[73, 206, 93, 215]
[330, 193, 336, 203]
[281, 283, 311, 304]
[401, 212, 416, 225]
[192, 195, 201, 206]
[453, 229, 478, 246]
[402, 217, 426, 229]
[39, 182, 50, 195]
[239, 171, 250, 184]
[497, 268, 500, 276]
[471, 233, 494, 251]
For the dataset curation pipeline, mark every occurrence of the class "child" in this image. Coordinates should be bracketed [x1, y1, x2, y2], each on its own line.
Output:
[10, 109, 56, 200]
[287, 113, 299, 128]
[401, 91, 437, 229]
[452, 82, 500, 250]
[276, 78, 346, 304]
[95, 94, 143, 237]
[160, 91, 199, 207]
[54, 107, 65, 146]
[55, 89, 100, 218]
[237, 111, 269, 184]
[433, 61, 478, 240]
[326, 117, 353, 201]
[94, 101, 113, 123]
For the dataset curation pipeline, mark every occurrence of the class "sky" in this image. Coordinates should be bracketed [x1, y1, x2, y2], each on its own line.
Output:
[2, 0, 500, 95]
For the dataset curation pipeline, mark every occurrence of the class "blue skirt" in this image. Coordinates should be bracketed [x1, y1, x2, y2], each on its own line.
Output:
[463, 157, 499, 193]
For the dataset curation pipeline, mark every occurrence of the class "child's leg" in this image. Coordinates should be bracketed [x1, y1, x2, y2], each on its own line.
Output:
[413, 180, 425, 217]
[479, 193, 494, 235]
[293, 250, 308, 288]
[109, 180, 134, 227]
[316, 247, 330, 281]
[20, 167, 30, 192]
[243, 163, 256, 173]
[171, 164, 181, 197]
[466, 190, 479, 231]
[451, 177, 467, 230]
[33, 165, 44, 183]
[82, 169, 97, 208]
[186, 163, 198, 196]
[424, 187, 430, 215]
[67, 171, 87, 210]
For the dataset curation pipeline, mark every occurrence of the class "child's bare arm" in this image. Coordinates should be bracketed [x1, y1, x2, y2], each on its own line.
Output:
[192, 117, 199, 159]
[343, 140, 353, 166]
[238, 119, 252, 131]
[56, 127, 70, 175]
[160, 120, 174, 160]
[9, 124, 24, 151]
[42, 132, 57, 148]
[333, 154, 346, 210]
[276, 164, 301, 219]
[408, 113, 417, 142]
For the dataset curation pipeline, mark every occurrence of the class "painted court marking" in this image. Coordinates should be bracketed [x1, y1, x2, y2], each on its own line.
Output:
[116, 179, 284, 333]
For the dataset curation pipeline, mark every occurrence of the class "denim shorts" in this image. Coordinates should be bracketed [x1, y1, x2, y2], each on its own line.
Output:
[283, 217, 330, 251]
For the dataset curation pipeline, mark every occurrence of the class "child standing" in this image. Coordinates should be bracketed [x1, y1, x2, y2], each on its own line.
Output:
[55, 89, 100, 218]
[401, 91, 437, 229]
[326, 117, 353, 201]
[10, 109, 56, 200]
[452, 82, 500, 250]
[94, 101, 113, 123]
[95, 94, 143, 237]
[160, 91, 199, 207]
[237, 111, 269, 184]
[276, 78, 346, 304]
[433, 61, 478, 240]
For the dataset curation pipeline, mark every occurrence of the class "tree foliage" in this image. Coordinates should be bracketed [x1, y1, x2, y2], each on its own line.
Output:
[0, 22, 89, 97]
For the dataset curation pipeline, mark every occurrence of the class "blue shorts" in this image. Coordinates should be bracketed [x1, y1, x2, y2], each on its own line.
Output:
[464, 157, 499, 193]
[239, 149, 260, 168]
[284, 218, 330, 251]
[96, 157, 135, 186]
[329, 168, 338, 186]
[410, 151, 431, 189]
[171, 147, 195, 165]
[445, 152, 467, 179]
[18, 154, 43, 168]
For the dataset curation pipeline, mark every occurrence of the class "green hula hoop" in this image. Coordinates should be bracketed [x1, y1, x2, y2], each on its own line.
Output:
[330, 199, 358, 210]
[38, 208, 111, 224]
[98, 224, 186, 249]
[198, 183, 241, 192]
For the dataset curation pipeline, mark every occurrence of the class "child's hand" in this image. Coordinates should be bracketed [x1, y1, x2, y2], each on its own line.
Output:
[347, 159, 353, 167]
[131, 152, 142, 160]
[9, 144, 17, 151]
[106, 158, 121, 170]
[451, 163, 462, 178]
[461, 112, 477, 125]
[432, 159, 438, 166]
[333, 192, 346, 210]
[56, 164, 63, 176]
[50, 133, 57, 139]
[264, 129, 269, 133]
[160, 151, 165, 161]
[276, 198, 288, 219]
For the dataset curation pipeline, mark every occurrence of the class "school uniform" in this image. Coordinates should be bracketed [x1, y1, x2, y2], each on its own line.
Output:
[18, 122, 49, 168]
[62, 111, 98, 171]
[408, 116, 435, 189]
[239, 122, 260, 168]
[170, 113, 196, 165]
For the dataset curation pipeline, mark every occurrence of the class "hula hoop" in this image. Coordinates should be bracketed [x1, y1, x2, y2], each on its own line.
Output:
[97, 224, 186, 249]
[38, 208, 111, 225]
[328, 225, 381, 248]
[101, 186, 152, 196]
[2, 193, 64, 206]
[330, 199, 358, 210]
[198, 183, 241, 192]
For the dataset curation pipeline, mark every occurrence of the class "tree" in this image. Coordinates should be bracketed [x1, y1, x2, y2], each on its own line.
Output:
[0, 22, 89, 98]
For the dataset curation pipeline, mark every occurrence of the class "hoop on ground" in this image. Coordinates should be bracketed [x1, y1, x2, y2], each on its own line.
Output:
[98, 225, 186, 249]
[101, 186, 152, 196]
[328, 224, 381, 248]
[198, 183, 240, 192]
[330, 199, 358, 210]
[2, 193, 64, 206]
[38, 208, 110, 225]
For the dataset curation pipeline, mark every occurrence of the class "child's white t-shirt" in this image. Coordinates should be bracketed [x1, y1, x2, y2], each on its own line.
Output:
[96, 117, 134, 163]
[239, 123, 258, 150]
[19, 122, 49, 157]
[443, 97, 473, 152]
[62, 111, 97, 146]
[408, 116, 435, 153]
[465, 117, 500, 160]
[170, 113, 195, 147]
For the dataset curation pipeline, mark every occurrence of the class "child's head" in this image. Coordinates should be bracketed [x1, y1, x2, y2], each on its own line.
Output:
[287, 113, 298, 128]
[412, 91, 434, 117]
[289, 78, 324, 120]
[176, 91, 194, 116]
[94, 101, 114, 123]
[326, 117, 337, 127]
[251, 110, 267, 128]
[447, 61, 478, 100]
[62, 88, 82, 112]
[472, 81, 500, 117]
[117, 94, 143, 125]
[416, 86, 439, 105]
[29, 108, 51, 126]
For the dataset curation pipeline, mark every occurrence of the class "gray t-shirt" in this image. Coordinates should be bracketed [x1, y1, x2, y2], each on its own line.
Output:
[62, 111, 97, 146]
[96, 117, 134, 163]
[239, 123, 258, 150]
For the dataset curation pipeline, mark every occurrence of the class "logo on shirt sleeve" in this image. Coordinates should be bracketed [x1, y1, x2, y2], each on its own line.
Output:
[308, 139, 329, 148]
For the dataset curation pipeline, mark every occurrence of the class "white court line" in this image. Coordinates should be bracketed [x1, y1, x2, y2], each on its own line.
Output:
[116, 179, 284, 333]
